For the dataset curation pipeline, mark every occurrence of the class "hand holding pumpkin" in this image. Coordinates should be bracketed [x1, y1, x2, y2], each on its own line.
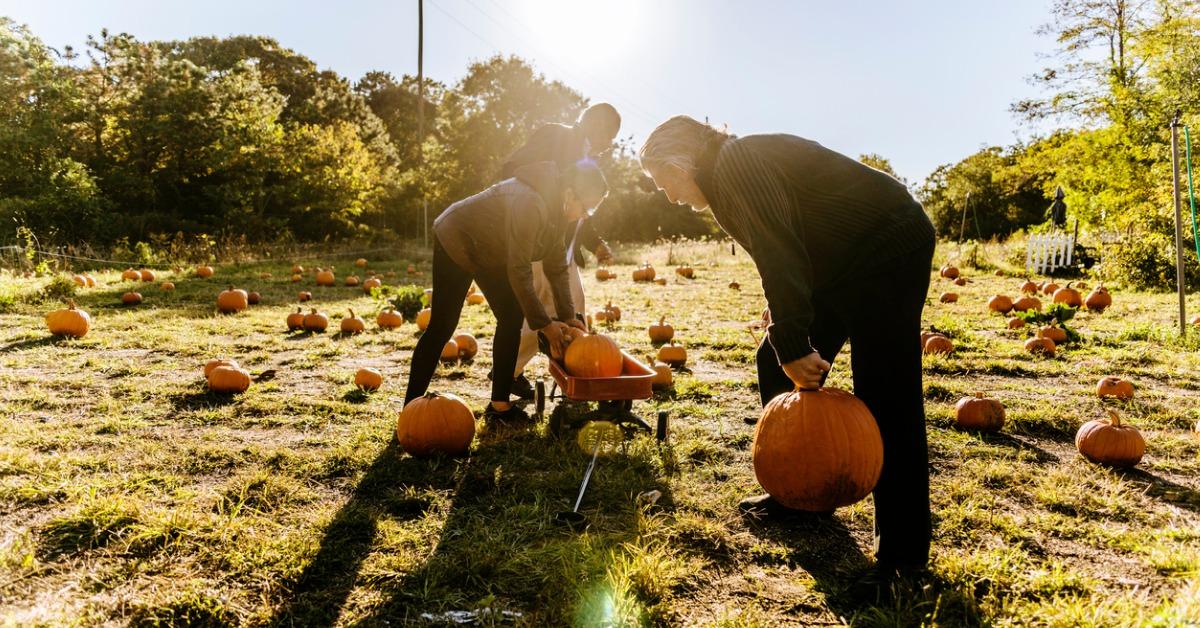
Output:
[782, 352, 830, 391]
[564, 317, 588, 332]
[539, 321, 571, 360]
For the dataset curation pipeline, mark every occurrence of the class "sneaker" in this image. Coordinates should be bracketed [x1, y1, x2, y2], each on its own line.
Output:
[736, 494, 834, 519]
[510, 374, 535, 400]
[482, 403, 530, 424]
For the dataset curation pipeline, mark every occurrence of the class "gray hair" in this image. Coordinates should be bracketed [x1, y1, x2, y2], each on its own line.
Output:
[638, 115, 732, 175]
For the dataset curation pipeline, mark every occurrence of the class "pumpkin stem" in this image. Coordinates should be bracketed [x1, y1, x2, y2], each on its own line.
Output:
[975, 392, 984, 399]
[658, 316, 665, 325]
[1107, 409, 1121, 426]
[348, 308, 356, 319]
[67, 298, 77, 309]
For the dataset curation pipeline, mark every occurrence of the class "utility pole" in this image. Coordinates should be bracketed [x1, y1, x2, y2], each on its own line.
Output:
[958, 192, 971, 243]
[418, 0, 427, 247]
[1171, 110, 1187, 336]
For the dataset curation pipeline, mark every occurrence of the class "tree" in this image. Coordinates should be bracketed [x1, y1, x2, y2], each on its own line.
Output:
[918, 146, 1051, 240]
[858, 154, 908, 186]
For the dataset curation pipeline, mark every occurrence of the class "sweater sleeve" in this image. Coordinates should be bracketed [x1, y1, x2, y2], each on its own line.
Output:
[500, 125, 558, 180]
[541, 239, 577, 322]
[505, 196, 555, 329]
[714, 142, 816, 364]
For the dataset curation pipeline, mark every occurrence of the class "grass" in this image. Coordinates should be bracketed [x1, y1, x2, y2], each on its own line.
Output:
[0, 240, 1197, 625]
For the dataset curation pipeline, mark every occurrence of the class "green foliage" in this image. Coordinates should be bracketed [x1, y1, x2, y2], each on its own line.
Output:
[38, 275, 77, 303]
[919, 146, 1051, 240]
[1105, 233, 1200, 291]
[380, 284, 424, 319]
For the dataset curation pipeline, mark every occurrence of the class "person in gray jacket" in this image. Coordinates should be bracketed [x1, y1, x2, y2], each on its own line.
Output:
[404, 161, 608, 422]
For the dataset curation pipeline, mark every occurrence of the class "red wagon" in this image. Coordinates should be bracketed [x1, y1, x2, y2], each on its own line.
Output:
[535, 350, 667, 439]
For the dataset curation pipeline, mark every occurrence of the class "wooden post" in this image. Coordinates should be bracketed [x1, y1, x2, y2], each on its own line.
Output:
[1171, 111, 1187, 336]
[418, 0, 427, 248]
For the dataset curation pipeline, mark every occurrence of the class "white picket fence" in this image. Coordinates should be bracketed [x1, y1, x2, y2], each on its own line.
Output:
[1026, 233, 1075, 274]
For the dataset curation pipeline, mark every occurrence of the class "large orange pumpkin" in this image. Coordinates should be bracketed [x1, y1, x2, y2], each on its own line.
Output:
[45, 300, 91, 338]
[453, 333, 478, 360]
[955, 393, 1005, 432]
[286, 308, 305, 331]
[988, 295, 1014, 314]
[1039, 325, 1067, 343]
[1012, 296, 1042, 312]
[396, 392, 476, 457]
[1075, 410, 1144, 468]
[1019, 280, 1038, 294]
[922, 334, 954, 355]
[440, 340, 460, 363]
[204, 358, 240, 379]
[217, 286, 249, 313]
[208, 365, 251, 394]
[303, 308, 329, 332]
[363, 277, 382, 293]
[752, 388, 884, 511]
[341, 309, 365, 335]
[139, 269, 155, 282]
[316, 268, 335, 287]
[939, 265, 959, 279]
[564, 334, 624, 377]
[1053, 283, 1082, 307]
[122, 291, 143, 305]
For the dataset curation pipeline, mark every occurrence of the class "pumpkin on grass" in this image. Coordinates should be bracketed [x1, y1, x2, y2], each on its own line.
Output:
[217, 286, 249, 313]
[1019, 280, 1038, 294]
[1012, 295, 1042, 312]
[1041, 282, 1060, 296]
[316, 268, 335, 287]
[84, 275, 96, 287]
[286, 308, 305, 331]
[922, 333, 954, 355]
[139, 269, 155, 282]
[355, 258, 368, 268]
[675, 265, 695, 279]
[657, 342, 688, 367]
[363, 277, 382, 293]
[377, 308, 404, 329]
[355, 367, 383, 391]
[1085, 285, 1112, 312]
[303, 308, 329, 332]
[453, 333, 478, 360]
[122, 268, 141, 281]
[939, 265, 959, 279]
[955, 393, 1005, 432]
[440, 340, 460, 363]
[298, 291, 312, 302]
[161, 282, 175, 291]
[208, 364, 251, 394]
[247, 291, 261, 305]
[648, 317, 674, 343]
[397, 392, 475, 457]
[292, 264, 304, 274]
[752, 387, 883, 511]
[416, 308, 432, 331]
[1076, 410, 1144, 468]
[651, 362, 673, 389]
[1096, 376, 1134, 400]
[467, 293, 486, 306]
[1007, 317, 1025, 329]
[988, 295, 1014, 314]
[344, 275, 360, 287]
[341, 309, 366, 335]
[564, 334, 624, 377]
[939, 292, 958, 303]
[595, 267, 616, 281]
[1053, 283, 1083, 308]
[196, 265, 214, 278]
[122, 292, 142, 305]
[953, 277, 967, 287]
[1039, 325, 1067, 343]
[1025, 332, 1056, 357]
[72, 274, 87, 287]
[291, 274, 303, 283]
[46, 300, 90, 338]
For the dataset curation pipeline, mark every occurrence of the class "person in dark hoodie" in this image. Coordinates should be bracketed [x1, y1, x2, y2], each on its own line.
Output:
[404, 160, 608, 422]
[497, 103, 621, 399]
[638, 115, 936, 599]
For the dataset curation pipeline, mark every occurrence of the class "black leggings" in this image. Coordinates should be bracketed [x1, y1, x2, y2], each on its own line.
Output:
[756, 242, 935, 569]
[404, 237, 527, 405]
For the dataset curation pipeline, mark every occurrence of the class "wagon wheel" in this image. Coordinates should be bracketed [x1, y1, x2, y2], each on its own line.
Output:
[534, 379, 546, 416]
[549, 404, 568, 437]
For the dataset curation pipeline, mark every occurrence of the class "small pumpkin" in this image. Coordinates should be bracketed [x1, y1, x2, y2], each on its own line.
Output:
[1075, 410, 1144, 468]
[208, 365, 251, 394]
[298, 291, 312, 302]
[355, 258, 368, 268]
[122, 291, 143, 305]
[752, 387, 883, 511]
[939, 265, 959, 279]
[363, 277, 382, 293]
[657, 342, 688, 367]
[675, 265, 695, 279]
[355, 367, 383, 391]
[1085, 285, 1112, 312]
[994, 269, 1005, 277]
[604, 301, 621, 321]
[291, 273, 303, 283]
[247, 291, 261, 305]
[396, 392, 475, 457]
[406, 264, 417, 275]
[1041, 281, 1060, 296]
[292, 264, 304, 274]
[1053, 282, 1082, 308]
[648, 317, 674, 343]
[72, 274, 87, 287]
[1007, 317, 1025, 329]
[1039, 325, 1067, 343]
[953, 277, 967, 287]
[1012, 295, 1042, 312]
[939, 292, 958, 303]
[1096, 376, 1134, 400]
[564, 334, 625, 377]
[1019, 280, 1039, 294]
[453, 333, 478, 360]
[197, 265, 214, 278]
[316, 268, 335, 287]
[416, 308, 432, 331]
[377, 308, 404, 329]
[344, 275, 360, 287]
[217, 286, 249, 314]
[45, 300, 90, 338]
[340, 309, 366, 335]
[651, 362, 673, 389]
[122, 268, 141, 281]
[139, 269, 155, 282]
[303, 308, 329, 332]
[955, 393, 1005, 432]
[1024, 332, 1055, 357]
[729, 281, 741, 290]
[988, 295, 1014, 314]
[286, 307, 305, 331]
[204, 358, 240, 379]
[654, 277, 667, 286]
[593, 309, 611, 324]
[467, 293, 486, 306]
[922, 334, 954, 355]
[161, 282, 175, 291]
[440, 340, 460, 363]
[84, 275, 96, 287]
[259, 272, 272, 280]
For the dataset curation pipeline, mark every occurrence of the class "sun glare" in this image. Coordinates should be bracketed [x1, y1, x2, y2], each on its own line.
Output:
[517, 0, 644, 73]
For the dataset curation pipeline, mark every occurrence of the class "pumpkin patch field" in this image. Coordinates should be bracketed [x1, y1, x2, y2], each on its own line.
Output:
[1, 239, 1199, 626]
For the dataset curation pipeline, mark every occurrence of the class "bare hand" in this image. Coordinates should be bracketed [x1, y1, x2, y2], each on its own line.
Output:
[539, 321, 571, 361]
[565, 317, 587, 331]
[781, 352, 831, 391]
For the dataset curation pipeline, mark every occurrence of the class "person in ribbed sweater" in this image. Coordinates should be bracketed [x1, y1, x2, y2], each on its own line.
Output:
[639, 115, 936, 595]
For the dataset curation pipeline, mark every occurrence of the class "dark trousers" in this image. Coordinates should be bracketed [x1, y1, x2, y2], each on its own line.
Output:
[756, 242, 934, 569]
[404, 237, 527, 405]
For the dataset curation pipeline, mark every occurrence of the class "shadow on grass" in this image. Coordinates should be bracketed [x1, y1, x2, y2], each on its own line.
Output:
[169, 388, 244, 411]
[0, 335, 71, 353]
[270, 424, 668, 626]
[1120, 467, 1200, 514]
[975, 432, 1061, 465]
[341, 388, 373, 404]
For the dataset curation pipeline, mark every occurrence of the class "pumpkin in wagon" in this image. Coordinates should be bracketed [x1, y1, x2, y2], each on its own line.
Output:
[564, 333, 624, 377]
[45, 300, 90, 338]
[397, 392, 475, 457]
[752, 388, 884, 511]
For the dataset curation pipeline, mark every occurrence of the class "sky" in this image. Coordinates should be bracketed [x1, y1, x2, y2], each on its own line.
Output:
[0, 0, 1057, 184]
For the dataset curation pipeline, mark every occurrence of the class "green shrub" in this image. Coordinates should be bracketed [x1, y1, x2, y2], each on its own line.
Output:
[375, 284, 425, 319]
[1105, 233, 1200, 291]
[37, 275, 77, 303]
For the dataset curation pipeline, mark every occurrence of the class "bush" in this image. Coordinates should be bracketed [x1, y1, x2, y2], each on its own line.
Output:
[38, 276, 77, 304]
[378, 284, 425, 319]
[1105, 233, 1200, 291]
